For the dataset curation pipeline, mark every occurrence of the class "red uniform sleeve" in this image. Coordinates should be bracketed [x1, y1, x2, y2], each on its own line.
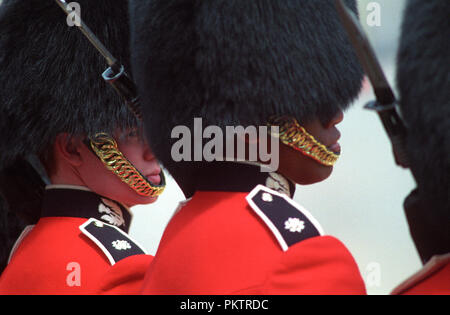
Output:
[97, 254, 154, 295]
[258, 236, 366, 295]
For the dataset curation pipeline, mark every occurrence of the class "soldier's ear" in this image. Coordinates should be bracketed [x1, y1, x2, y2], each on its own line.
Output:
[54, 134, 83, 167]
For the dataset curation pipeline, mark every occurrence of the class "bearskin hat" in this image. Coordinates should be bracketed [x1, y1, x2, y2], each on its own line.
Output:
[0, 0, 137, 170]
[0, 197, 26, 273]
[397, 0, 450, 259]
[129, 0, 363, 190]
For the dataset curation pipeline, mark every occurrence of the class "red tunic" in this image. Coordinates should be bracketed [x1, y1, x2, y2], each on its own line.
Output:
[396, 191, 450, 295]
[0, 186, 152, 295]
[392, 254, 450, 295]
[141, 185, 366, 295]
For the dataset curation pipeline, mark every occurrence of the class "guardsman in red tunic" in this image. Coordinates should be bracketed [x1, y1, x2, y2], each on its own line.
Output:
[0, 0, 165, 294]
[129, 0, 367, 294]
[391, 0, 450, 295]
[333, 0, 449, 294]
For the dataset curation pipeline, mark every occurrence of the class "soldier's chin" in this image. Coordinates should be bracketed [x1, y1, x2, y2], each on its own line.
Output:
[277, 142, 334, 186]
[123, 193, 159, 208]
[288, 165, 333, 186]
[99, 186, 159, 208]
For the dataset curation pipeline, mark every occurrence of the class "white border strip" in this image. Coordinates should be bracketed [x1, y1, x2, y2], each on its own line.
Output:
[46, 184, 92, 192]
[7, 225, 35, 264]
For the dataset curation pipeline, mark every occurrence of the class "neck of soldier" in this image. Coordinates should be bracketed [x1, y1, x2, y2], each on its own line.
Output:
[48, 159, 150, 209]
[49, 161, 88, 188]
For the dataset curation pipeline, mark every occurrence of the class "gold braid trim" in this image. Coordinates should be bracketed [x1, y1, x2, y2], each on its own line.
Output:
[267, 116, 340, 167]
[89, 133, 165, 197]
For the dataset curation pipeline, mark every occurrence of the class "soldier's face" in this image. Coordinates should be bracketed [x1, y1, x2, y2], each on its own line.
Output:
[276, 110, 343, 185]
[76, 129, 162, 207]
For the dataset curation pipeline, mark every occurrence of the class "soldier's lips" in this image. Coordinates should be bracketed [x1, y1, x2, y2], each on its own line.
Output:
[327, 143, 341, 155]
[325, 128, 341, 155]
[146, 174, 161, 185]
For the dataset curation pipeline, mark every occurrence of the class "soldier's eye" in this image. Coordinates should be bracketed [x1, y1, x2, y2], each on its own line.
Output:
[127, 129, 138, 138]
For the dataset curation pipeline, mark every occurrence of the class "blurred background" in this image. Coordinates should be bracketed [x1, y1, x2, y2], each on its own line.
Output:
[129, 0, 421, 295]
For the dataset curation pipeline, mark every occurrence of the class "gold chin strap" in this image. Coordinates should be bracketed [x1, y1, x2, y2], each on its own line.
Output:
[267, 116, 340, 167]
[89, 133, 165, 197]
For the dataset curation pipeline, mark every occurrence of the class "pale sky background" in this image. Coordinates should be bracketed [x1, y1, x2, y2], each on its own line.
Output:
[129, 0, 422, 295]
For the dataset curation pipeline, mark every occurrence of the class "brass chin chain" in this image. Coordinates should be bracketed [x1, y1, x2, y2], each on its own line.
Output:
[89, 133, 166, 197]
[267, 116, 340, 167]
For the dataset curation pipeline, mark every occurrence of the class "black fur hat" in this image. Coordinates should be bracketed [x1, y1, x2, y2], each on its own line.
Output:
[397, 0, 450, 213]
[0, 0, 137, 170]
[129, 0, 363, 185]
[0, 197, 26, 273]
[397, 0, 450, 259]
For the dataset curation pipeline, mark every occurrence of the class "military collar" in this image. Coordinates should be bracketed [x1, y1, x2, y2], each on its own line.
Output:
[194, 162, 296, 198]
[41, 185, 132, 233]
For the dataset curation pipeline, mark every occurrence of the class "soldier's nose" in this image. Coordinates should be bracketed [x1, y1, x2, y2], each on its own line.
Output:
[143, 146, 156, 161]
[325, 110, 344, 129]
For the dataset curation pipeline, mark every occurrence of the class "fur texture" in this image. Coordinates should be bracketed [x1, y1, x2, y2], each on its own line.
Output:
[397, 0, 450, 220]
[129, 0, 363, 187]
[0, 197, 26, 274]
[0, 0, 137, 169]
